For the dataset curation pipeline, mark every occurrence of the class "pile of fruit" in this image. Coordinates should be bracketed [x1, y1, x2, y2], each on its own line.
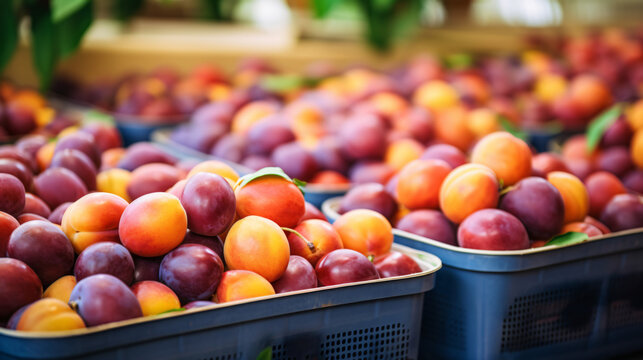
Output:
[0, 120, 423, 332]
[337, 114, 643, 251]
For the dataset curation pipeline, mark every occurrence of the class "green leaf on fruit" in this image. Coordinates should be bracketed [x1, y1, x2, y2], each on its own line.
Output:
[256, 347, 272, 360]
[51, 0, 89, 22]
[293, 178, 307, 195]
[586, 103, 624, 153]
[545, 231, 589, 247]
[235, 167, 306, 195]
[498, 115, 528, 142]
[158, 308, 186, 315]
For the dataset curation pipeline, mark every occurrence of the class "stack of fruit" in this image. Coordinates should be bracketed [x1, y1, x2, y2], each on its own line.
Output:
[0, 119, 423, 332]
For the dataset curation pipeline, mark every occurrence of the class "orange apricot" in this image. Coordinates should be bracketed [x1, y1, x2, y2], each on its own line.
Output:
[468, 108, 500, 138]
[187, 160, 239, 182]
[332, 209, 393, 257]
[287, 219, 343, 266]
[626, 100, 643, 131]
[434, 106, 475, 151]
[16, 298, 85, 332]
[96, 168, 132, 202]
[632, 129, 643, 169]
[43, 275, 76, 303]
[309, 171, 350, 185]
[439, 164, 499, 224]
[547, 171, 590, 224]
[413, 80, 460, 112]
[471, 132, 532, 186]
[231, 101, 279, 134]
[216, 270, 275, 303]
[131, 281, 181, 316]
[384, 139, 425, 172]
[235, 175, 305, 228]
[396, 159, 452, 210]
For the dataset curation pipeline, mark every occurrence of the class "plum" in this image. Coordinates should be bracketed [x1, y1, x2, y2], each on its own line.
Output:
[80, 122, 123, 152]
[339, 116, 387, 160]
[74, 242, 135, 285]
[4, 103, 36, 135]
[160, 244, 224, 303]
[210, 134, 247, 163]
[247, 118, 295, 156]
[339, 183, 398, 222]
[458, 209, 530, 250]
[8, 220, 74, 285]
[133, 255, 162, 283]
[15, 135, 48, 160]
[0, 158, 33, 190]
[312, 137, 350, 175]
[498, 177, 565, 240]
[48, 202, 72, 225]
[374, 252, 422, 278]
[191, 102, 235, 128]
[180, 173, 236, 236]
[595, 146, 633, 178]
[0, 258, 42, 321]
[600, 194, 643, 232]
[315, 249, 379, 286]
[623, 170, 643, 194]
[600, 118, 632, 148]
[50, 149, 98, 191]
[69, 274, 142, 327]
[421, 144, 466, 169]
[182, 231, 224, 260]
[55, 132, 101, 169]
[349, 161, 395, 185]
[22, 194, 51, 218]
[272, 255, 317, 293]
[0, 173, 25, 216]
[117, 143, 176, 171]
[34, 168, 87, 209]
[0, 146, 37, 173]
[241, 155, 273, 171]
[271, 142, 319, 182]
[126, 163, 183, 200]
[396, 210, 456, 245]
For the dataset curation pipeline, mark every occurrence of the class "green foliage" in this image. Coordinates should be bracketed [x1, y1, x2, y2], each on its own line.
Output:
[256, 347, 272, 360]
[586, 103, 624, 153]
[0, 1, 19, 72]
[235, 167, 306, 195]
[113, 0, 145, 22]
[546, 231, 589, 247]
[498, 115, 528, 142]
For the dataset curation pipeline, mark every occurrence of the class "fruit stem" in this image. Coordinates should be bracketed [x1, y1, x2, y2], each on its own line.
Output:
[69, 301, 78, 312]
[281, 227, 315, 252]
[368, 255, 375, 263]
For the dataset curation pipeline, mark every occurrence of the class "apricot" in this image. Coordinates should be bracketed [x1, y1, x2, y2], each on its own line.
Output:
[216, 270, 275, 303]
[309, 171, 350, 185]
[235, 175, 305, 228]
[626, 100, 643, 131]
[561, 135, 596, 161]
[100, 148, 126, 170]
[62, 193, 129, 254]
[119, 193, 187, 257]
[16, 298, 85, 332]
[434, 106, 475, 151]
[413, 80, 460, 112]
[439, 164, 499, 224]
[332, 209, 393, 257]
[471, 132, 532, 186]
[547, 171, 590, 224]
[287, 219, 343, 266]
[43, 275, 76, 303]
[131, 281, 181, 316]
[396, 159, 452, 210]
[468, 108, 500, 138]
[224, 216, 290, 282]
[384, 138, 424, 172]
[632, 130, 643, 169]
[585, 171, 627, 218]
[532, 152, 570, 177]
[187, 160, 239, 182]
[534, 74, 567, 103]
[36, 142, 56, 172]
[97, 168, 132, 202]
[560, 222, 603, 238]
[231, 101, 279, 134]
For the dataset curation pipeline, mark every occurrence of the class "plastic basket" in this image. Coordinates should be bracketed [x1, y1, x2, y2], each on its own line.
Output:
[322, 197, 643, 360]
[0, 244, 440, 360]
[151, 129, 350, 207]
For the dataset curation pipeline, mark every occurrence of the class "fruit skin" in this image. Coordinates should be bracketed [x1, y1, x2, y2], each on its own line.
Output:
[50, 149, 98, 191]
[160, 244, 224, 303]
[315, 249, 380, 286]
[97, 168, 132, 202]
[396, 159, 452, 210]
[271, 142, 319, 182]
[43, 275, 76, 303]
[632, 129, 643, 169]
[547, 171, 590, 224]
[531, 153, 570, 178]
[332, 209, 393, 257]
[8, 220, 75, 286]
[339, 183, 398, 222]
[34, 167, 88, 209]
[224, 216, 290, 282]
[413, 80, 460, 112]
[235, 176, 306, 228]
[216, 270, 275, 303]
[117, 142, 176, 171]
[0, 258, 42, 321]
[184, 300, 216, 309]
[0, 158, 33, 191]
[420, 144, 467, 169]
[0, 173, 25, 216]
[74, 242, 135, 285]
[127, 163, 184, 201]
[133, 256, 161, 283]
[300, 202, 326, 222]
[23, 193, 51, 218]
[385, 138, 425, 172]
[119, 192, 187, 257]
[287, 219, 343, 267]
[584, 216, 611, 235]
[187, 160, 239, 182]
[498, 177, 565, 240]
[374, 252, 422, 278]
[396, 210, 456, 246]
[68, 274, 143, 327]
[62, 192, 129, 254]
[439, 164, 499, 224]
[54, 132, 101, 169]
[585, 171, 627, 218]
[0, 211, 20, 257]
[458, 209, 530, 250]
[600, 194, 643, 232]
[560, 222, 603, 237]
[49, 202, 72, 225]
[338, 115, 387, 160]
[131, 281, 181, 316]
[180, 172, 236, 236]
[272, 255, 318, 293]
[15, 298, 85, 332]
[471, 132, 532, 186]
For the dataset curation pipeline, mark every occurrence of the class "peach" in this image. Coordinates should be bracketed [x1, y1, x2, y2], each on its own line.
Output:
[632, 129, 643, 169]
[231, 101, 279, 134]
[471, 132, 532, 186]
[224, 216, 290, 282]
[0, 211, 20, 257]
[434, 106, 475, 151]
[131, 281, 181, 316]
[413, 80, 460, 112]
[187, 160, 240, 182]
[62, 193, 129, 254]
[560, 222, 603, 237]
[16, 298, 85, 332]
[216, 270, 275, 303]
[439, 164, 499, 224]
[332, 209, 393, 257]
[286, 219, 343, 266]
[119, 193, 187, 257]
[43, 275, 76, 303]
[384, 139, 424, 172]
[547, 171, 590, 224]
[309, 171, 350, 185]
[396, 159, 452, 210]
[235, 175, 305, 228]
[127, 163, 184, 201]
[97, 168, 132, 202]
[585, 171, 627, 218]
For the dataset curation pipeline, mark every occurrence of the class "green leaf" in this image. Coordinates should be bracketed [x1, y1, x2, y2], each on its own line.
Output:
[51, 0, 89, 23]
[113, 0, 144, 22]
[55, 0, 92, 59]
[158, 308, 186, 315]
[445, 53, 474, 70]
[256, 347, 272, 360]
[260, 75, 303, 93]
[586, 103, 624, 153]
[373, 0, 396, 12]
[0, 0, 18, 72]
[29, 4, 58, 91]
[546, 231, 589, 247]
[312, 0, 341, 18]
[498, 115, 528, 142]
[292, 178, 307, 194]
[84, 110, 115, 125]
[235, 167, 306, 195]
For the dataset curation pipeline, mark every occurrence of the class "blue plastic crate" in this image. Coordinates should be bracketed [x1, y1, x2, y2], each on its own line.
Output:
[0, 244, 441, 360]
[322, 197, 643, 360]
[151, 129, 350, 208]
